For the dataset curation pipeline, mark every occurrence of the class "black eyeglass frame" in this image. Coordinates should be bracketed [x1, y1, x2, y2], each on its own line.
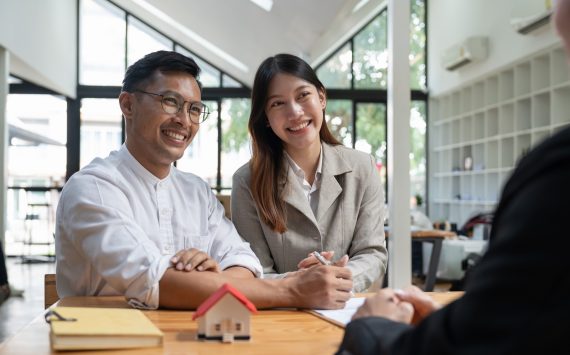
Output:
[133, 89, 210, 124]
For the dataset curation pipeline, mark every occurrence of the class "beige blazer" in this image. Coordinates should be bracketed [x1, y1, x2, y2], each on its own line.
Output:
[231, 143, 387, 292]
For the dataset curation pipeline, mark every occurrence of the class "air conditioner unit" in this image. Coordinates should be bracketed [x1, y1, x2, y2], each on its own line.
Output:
[510, 10, 553, 34]
[441, 37, 488, 71]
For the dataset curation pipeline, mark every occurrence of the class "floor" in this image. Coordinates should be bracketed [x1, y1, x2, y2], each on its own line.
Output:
[0, 257, 55, 345]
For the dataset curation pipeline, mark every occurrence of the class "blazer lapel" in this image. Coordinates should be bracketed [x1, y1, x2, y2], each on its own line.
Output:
[282, 164, 319, 226]
[316, 144, 352, 222]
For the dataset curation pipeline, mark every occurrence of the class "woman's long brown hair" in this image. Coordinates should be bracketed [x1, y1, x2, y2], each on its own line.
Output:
[248, 54, 340, 233]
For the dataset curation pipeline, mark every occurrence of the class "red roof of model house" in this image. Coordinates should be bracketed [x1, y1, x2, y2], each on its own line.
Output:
[192, 283, 257, 320]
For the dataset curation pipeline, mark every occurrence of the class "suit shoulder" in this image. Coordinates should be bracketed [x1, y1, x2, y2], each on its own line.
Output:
[233, 161, 252, 184]
[331, 144, 375, 167]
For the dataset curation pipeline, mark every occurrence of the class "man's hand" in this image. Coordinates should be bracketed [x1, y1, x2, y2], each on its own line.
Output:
[352, 288, 414, 324]
[170, 248, 220, 273]
[395, 286, 441, 325]
[287, 265, 353, 309]
[297, 251, 349, 269]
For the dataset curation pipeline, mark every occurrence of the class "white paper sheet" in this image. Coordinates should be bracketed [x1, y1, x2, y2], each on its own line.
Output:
[312, 297, 366, 327]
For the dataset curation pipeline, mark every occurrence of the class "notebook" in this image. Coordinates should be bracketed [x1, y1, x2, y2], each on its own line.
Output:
[46, 307, 163, 351]
[308, 297, 366, 327]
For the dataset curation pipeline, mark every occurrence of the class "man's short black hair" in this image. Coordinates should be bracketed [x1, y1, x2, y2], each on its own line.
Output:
[122, 50, 202, 92]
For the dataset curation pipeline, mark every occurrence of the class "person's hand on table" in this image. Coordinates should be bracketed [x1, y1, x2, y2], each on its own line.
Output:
[170, 248, 220, 273]
[395, 286, 441, 325]
[352, 288, 414, 324]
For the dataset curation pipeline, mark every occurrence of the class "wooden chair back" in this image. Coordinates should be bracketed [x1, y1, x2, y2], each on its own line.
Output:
[44, 273, 58, 309]
[216, 194, 231, 220]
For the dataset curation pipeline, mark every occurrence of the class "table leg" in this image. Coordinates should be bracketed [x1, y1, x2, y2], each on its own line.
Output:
[423, 239, 443, 291]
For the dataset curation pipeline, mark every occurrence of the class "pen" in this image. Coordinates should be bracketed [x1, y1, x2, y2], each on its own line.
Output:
[312, 251, 332, 266]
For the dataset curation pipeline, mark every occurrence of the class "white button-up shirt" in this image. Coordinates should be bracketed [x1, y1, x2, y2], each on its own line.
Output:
[55, 145, 262, 309]
[284, 147, 323, 217]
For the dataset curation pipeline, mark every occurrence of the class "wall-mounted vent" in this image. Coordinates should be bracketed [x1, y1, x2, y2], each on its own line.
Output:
[511, 10, 552, 34]
[441, 37, 489, 71]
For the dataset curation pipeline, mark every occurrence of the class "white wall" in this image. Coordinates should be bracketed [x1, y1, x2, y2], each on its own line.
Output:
[0, 0, 77, 98]
[428, 0, 561, 96]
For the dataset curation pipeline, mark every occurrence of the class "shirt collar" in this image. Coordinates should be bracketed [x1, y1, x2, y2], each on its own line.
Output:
[284, 145, 323, 182]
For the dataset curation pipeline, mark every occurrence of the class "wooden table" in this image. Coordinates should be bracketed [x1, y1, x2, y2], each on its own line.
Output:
[385, 229, 457, 292]
[0, 292, 463, 354]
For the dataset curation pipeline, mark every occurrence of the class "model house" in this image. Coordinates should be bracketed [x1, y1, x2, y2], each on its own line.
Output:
[192, 283, 257, 342]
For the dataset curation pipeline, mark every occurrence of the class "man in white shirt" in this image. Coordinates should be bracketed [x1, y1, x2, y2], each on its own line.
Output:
[56, 50, 353, 310]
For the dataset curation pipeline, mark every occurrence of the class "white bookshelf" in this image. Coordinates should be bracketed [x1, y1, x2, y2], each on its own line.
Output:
[429, 45, 570, 226]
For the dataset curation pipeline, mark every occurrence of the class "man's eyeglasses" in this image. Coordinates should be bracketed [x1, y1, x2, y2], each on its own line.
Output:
[134, 90, 210, 124]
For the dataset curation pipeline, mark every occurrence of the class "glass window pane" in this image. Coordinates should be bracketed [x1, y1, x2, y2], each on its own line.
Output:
[317, 43, 352, 89]
[410, 101, 427, 209]
[7, 94, 67, 185]
[222, 74, 242, 88]
[80, 98, 123, 168]
[175, 46, 221, 88]
[353, 12, 388, 89]
[80, 0, 126, 85]
[6, 94, 67, 254]
[410, 0, 427, 91]
[176, 101, 219, 187]
[325, 100, 353, 147]
[221, 98, 251, 188]
[355, 103, 386, 187]
[127, 16, 172, 66]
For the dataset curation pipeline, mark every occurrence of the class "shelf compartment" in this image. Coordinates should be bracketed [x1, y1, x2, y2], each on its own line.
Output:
[485, 108, 499, 137]
[452, 120, 461, 145]
[515, 63, 531, 97]
[473, 175, 485, 201]
[473, 112, 485, 140]
[532, 128, 550, 147]
[472, 82, 485, 110]
[516, 133, 532, 162]
[499, 69, 514, 101]
[552, 86, 570, 126]
[501, 137, 515, 169]
[532, 92, 550, 128]
[460, 175, 472, 201]
[550, 48, 570, 86]
[515, 98, 532, 131]
[486, 139, 499, 170]
[452, 92, 461, 117]
[486, 173, 500, 202]
[532, 55, 550, 92]
[499, 104, 514, 134]
[461, 87, 472, 112]
[485, 77, 499, 106]
[472, 143, 485, 171]
[461, 115, 473, 142]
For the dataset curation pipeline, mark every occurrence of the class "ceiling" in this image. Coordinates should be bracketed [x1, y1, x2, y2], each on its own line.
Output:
[112, 0, 387, 86]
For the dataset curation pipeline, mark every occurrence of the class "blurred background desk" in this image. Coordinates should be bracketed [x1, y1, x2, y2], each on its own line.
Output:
[385, 229, 457, 291]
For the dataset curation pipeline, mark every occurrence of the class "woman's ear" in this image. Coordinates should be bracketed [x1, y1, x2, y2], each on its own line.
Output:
[119, 92, 134, 120]
[318, 89, 327, 110]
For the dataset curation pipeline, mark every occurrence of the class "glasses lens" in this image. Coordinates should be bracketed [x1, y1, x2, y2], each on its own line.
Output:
[188, 102, 209, 123]
[161, 96, 180, 114]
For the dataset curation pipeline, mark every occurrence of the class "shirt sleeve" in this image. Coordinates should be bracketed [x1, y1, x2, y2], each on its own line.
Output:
[205, 187, 263, 278]
[59, 173, 171, 309]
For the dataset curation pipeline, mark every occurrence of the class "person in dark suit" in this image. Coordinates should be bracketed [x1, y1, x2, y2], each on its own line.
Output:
[337, 1, 570, 354]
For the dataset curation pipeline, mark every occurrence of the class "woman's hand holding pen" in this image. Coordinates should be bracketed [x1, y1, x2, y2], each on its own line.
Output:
[170, 248, 221, 273]
[297, 251, 349, 269]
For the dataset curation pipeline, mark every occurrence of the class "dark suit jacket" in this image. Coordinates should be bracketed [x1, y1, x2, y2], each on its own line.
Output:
[337, 126, 570, 355]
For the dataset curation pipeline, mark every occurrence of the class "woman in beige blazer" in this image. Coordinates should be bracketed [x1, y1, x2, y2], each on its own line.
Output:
[231, 54, 387, 292]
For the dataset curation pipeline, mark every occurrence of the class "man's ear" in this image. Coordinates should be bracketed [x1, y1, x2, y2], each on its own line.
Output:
[119, 92, 134, 120]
